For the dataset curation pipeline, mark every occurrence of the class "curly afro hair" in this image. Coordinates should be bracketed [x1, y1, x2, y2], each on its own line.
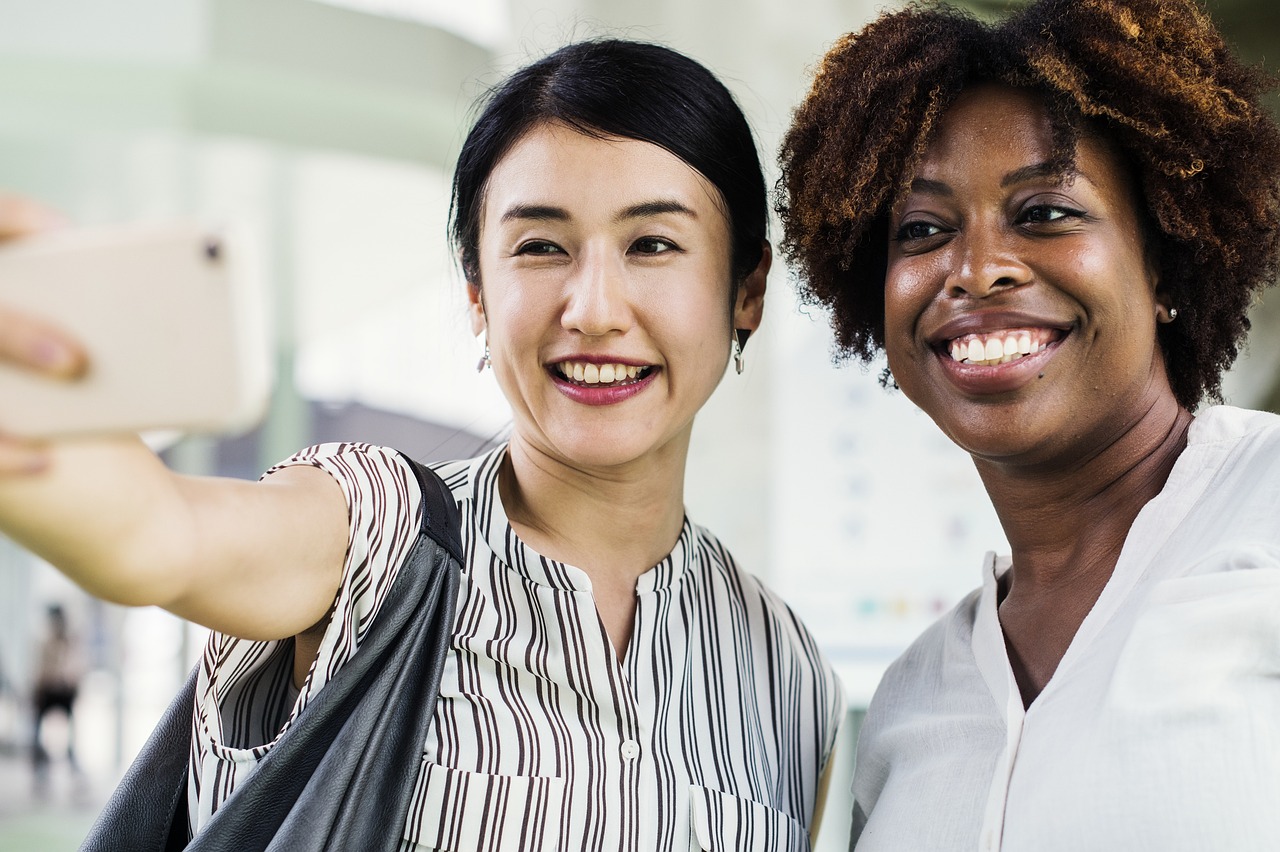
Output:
[777, 0, 1280, 409]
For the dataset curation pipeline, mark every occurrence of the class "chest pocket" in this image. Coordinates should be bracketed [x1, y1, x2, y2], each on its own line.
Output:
[688, 785, 810, 852]
[404, 762, 566, 852]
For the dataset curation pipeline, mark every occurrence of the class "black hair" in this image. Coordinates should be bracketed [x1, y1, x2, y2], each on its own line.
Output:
[450, 39, 767, 286]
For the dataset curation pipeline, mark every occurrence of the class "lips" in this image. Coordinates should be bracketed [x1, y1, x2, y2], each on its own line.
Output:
[548, 356, 658, 406]
[926, 317, 1070, 395]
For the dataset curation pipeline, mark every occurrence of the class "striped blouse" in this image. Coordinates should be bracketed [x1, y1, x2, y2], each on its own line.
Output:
[188, 442, 844, 851]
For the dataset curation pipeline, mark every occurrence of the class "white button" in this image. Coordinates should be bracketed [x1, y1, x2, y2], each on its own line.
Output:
[620, 740, 641, 760]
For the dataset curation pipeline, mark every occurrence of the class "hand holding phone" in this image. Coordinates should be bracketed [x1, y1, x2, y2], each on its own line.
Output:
[0, 222, 270, 439]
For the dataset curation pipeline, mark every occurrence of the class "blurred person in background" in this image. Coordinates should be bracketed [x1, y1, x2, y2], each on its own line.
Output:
[31, 603, 86, 794]
[0, 39, 842, 850]
[779, 0, 1280, 848]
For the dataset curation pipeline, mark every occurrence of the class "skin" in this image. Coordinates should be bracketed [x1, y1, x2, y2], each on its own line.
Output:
[0, 122, 767, 677]
[883, 84, 1193, 706]
[0, 127, 840, 838]
[469, 121, 766, 659]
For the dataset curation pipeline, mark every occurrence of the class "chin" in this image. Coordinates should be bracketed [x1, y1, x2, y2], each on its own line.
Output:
[547, 433, 660, 470]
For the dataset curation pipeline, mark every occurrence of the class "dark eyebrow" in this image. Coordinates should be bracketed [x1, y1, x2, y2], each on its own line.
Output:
[499, 204, 570, 224]
[908, 178, 952, 197]
[1002, 162, 1071, 187]
[906, 163, 1074, 196]
[615, 200, 697, 222]
[498, 200, 696, 225]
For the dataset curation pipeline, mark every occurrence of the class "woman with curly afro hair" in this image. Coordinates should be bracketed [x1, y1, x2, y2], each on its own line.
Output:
[779, 0, 1280, 848]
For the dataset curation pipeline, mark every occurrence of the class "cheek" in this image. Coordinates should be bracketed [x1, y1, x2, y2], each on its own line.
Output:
[1067, 240, 1157, 323]
[882, 261, 931, 345]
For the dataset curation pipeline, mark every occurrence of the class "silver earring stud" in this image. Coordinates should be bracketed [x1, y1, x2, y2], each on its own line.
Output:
[732, 329, 751, 375]
[1168, 307, 1178, 320]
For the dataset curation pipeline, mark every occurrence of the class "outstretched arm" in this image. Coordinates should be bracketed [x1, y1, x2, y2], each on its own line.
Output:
[0, 440, 349, 641]
[0, 195, 349, 641]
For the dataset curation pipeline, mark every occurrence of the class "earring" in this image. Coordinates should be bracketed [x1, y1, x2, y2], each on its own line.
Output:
[1168, 307, 1178, 320]
[732, 328, 751, 375]
[475, 339, 490, 373]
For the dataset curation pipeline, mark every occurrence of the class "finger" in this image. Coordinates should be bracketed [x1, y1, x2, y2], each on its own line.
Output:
[0, 437, 50, 474]
[0, 194, 67, 241]
[0, 305, 88, 379]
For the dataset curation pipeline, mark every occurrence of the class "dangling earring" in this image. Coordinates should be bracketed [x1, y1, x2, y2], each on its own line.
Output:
[732, 329, 751, 375]
[476, 338, 490, 373]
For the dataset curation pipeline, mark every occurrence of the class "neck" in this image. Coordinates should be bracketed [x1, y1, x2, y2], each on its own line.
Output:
[975, 393, 1193, 706]
[499, 434, 690, 591]
[977, 397, 1192, 592]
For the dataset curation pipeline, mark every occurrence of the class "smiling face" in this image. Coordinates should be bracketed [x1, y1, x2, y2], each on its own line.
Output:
[471, 121, 765, 472]
[884, 84, 1175, 468]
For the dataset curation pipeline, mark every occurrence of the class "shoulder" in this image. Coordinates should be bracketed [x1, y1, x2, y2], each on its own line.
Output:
[689, 522, 804, 628]
[689, 521, 843, 687]
[265, 442, 419, 501]
[1174, 406, 1280, 538]
[1190, 405, 1280, 460]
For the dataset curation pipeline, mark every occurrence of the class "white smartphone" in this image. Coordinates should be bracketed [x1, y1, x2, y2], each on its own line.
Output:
[0, 222, 271, 438]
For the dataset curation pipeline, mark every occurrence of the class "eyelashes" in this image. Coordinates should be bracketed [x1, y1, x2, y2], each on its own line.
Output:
[891, 203, 1090, 247]
[513, 236, 683, 257]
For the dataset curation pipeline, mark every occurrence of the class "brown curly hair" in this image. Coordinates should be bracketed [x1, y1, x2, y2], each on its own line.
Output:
[777, 0, 1280, 408]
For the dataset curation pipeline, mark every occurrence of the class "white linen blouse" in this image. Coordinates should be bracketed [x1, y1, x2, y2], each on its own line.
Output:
[187, 443, 845, 852]
[851, 405, 1280, 852]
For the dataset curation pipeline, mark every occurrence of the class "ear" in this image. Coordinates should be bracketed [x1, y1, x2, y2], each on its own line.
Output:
[733, 240, 770, 335]
[467, 281, 486, 337]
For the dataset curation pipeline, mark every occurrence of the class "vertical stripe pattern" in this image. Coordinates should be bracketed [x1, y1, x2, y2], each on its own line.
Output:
[188, 443, 844, 851]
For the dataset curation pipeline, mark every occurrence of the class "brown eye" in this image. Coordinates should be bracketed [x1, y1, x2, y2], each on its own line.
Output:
[893, 221, 947, 242]
[517, 240, 564, 255]
[631, 236, 678, 255]
[1020, 204, 1083, 224]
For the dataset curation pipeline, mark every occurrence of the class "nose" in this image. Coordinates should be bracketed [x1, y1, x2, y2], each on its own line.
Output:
[560, 247, 633, 336]
[946, 225, 1031, 299]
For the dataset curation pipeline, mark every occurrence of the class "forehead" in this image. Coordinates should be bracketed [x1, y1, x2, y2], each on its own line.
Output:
[920, 84, 1056, 169]
[912, 84, 1138, 202]
[480, 122, 728, 226]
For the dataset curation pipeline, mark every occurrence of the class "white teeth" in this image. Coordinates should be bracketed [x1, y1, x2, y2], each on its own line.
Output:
[558, 361, 646, 385]
[949, 329, 1054, 366]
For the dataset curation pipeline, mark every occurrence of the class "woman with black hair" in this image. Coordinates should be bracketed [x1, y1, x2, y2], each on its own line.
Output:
[0, 40, 843, 850]
[779, 0, 1280, 849]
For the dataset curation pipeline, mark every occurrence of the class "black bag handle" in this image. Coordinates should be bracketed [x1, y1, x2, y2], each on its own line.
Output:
[80, 454, 462, 852]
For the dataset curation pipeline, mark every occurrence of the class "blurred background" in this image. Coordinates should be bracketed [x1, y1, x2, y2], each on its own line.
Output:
[0, 0, 1276, 848]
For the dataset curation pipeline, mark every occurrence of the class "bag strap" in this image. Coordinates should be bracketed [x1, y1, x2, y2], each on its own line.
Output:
[80, 453, 462, 852]
[405, 454, 464, 566]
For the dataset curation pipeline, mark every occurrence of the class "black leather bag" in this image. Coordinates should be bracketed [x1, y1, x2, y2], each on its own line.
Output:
[80, 455, 462, 852]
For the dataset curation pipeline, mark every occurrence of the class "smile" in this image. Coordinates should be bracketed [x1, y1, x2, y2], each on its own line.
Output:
[945, 327, 1061, 366]
[554, 360, 653, 387]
